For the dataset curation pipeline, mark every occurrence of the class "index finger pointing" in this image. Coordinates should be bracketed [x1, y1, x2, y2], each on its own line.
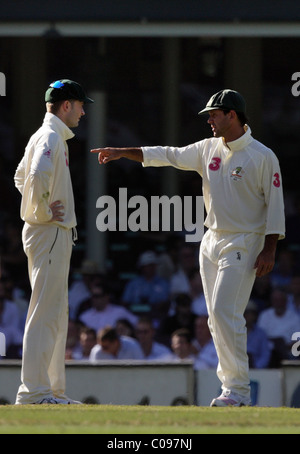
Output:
[90, 148, 104, 153]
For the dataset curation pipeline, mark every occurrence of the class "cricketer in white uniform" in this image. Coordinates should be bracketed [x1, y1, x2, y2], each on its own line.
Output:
[14, 80, 93, 405]
[91, 89, 285, 407]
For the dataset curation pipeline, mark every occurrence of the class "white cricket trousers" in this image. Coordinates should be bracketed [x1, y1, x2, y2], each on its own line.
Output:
[16, 223, 73, 404]
[200, 229, 264, 400]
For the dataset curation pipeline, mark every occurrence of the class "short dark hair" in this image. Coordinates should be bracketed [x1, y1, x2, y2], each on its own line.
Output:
[98, 326, 119, 342]
[92, 283, 109, 296]
[47, 99, 75, 115]
[80, 326, 96, 338]
[175, 293, 192, 307]
[222, 109, 249, 126]
[171, 328, 192, 343]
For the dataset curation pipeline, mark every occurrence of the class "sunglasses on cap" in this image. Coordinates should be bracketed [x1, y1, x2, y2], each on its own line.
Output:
[50, 81, 65, 89]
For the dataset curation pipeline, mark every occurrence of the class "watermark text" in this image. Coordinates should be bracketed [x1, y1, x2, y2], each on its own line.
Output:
[0, 73, 6, 96]
[0, 332, 6, 357]
[96, 188, 204, 242]
[291, 332, 300, 357]
[291, 72, 300, 97]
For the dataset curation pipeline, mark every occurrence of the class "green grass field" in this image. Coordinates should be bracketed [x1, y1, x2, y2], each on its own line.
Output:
[0, 405, 299, 434]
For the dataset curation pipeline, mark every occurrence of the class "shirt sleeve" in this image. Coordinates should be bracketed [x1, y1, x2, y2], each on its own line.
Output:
[14, 156, 26, 195]
[142, 141, 205, 175]
[261, 153, 285, 240]
[28, 134, 57, 222]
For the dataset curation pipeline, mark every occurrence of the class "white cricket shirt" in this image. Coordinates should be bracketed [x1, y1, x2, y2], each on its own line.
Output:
[14, 112, 77, 229]
[142, 126, 285, 239]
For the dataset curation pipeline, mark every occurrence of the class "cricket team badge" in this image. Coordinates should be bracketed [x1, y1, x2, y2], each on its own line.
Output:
[231, 166, 245, 181]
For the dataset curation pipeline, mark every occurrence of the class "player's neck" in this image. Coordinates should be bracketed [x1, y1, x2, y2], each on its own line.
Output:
[223, 125, 245, 145]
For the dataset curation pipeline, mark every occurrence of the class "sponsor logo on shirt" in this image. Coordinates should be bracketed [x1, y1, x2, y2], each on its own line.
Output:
[44, 149, 51, 158]
[231, 166, 245, 181]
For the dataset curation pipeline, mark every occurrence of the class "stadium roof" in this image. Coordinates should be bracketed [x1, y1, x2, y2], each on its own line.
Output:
[0, 0, 299, 37]
[0, 0, 299, 22]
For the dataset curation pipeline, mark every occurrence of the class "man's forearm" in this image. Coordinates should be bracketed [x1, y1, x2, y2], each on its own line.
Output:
[263, 234, 279, 254]
[90, 147, 143, 164]
[117, 147, 143, 162]
[254, 233, 279, 277]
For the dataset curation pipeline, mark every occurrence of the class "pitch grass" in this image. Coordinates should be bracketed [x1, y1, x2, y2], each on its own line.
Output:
[0, 405, 299, 434]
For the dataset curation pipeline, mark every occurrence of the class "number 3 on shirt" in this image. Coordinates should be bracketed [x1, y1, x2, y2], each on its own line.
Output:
[273, 172, 281, 187]
[209, 157, 221, 171]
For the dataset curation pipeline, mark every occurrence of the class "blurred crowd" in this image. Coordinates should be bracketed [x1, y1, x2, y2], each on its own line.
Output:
[1, 203, 300, 370]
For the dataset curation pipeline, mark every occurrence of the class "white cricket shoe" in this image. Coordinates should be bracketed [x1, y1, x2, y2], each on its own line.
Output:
[210, 391, 251, 407]
[35, 397, 70, 404]
[35, 396, 81, 405]
[54, 394, 83, 405]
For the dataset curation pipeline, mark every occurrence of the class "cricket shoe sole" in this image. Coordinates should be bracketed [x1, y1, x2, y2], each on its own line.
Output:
[210, 392, 250, 407]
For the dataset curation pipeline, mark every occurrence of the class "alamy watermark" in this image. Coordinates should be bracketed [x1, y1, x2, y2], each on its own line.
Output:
[291, 72, 300, 97]
[0, 332, 6, 357]
[0, 72, 6, 96]
[95, 188, 205, 242]
[291, 332, 300, 358]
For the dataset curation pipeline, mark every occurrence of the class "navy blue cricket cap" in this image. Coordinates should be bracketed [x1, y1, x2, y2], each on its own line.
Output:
[45, 79, 94, 104]
[198, 89, 246, 115]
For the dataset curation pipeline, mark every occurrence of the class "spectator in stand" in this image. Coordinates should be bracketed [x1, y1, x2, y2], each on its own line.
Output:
[115, 318, 136, 338]
[285, 196, 300, 250]
[250, 273, 272, 313]
[270, 248, 295, 291]
[188, 268, 207, 316]
[89, 326, 144, 361]
[135, 316, 171, 360]
[156, 235, 184, 281]
[257, 288, 300, 366]
[79, 283, 137, 332]
[244, 300, 271, 369]
[0, 279, 23, 358]
[192, 315, 218, 370]
[287, 274, 300, 316]
[158, 293, 197, 347]
[0, 221, 27, 284]
[122, 251, 170, 323]
[166, 328, 196, 362]
[68, 259, 105, 320]
[3, 274, 29, 332]
[65, 320, 81, 360]
[170, 244, 198, 296]
[71, 326, 97, 360]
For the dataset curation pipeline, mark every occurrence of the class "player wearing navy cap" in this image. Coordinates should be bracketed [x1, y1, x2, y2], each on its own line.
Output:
[14, 79, 93, 405]
[91, 89, 285, 407]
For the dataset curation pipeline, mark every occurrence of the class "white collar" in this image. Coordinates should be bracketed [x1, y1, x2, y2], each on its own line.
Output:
[223, 125, 253, 152]
[43, 112, 75, 141]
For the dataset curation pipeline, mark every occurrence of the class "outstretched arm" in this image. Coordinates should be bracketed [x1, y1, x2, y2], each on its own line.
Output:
[90, 147, 143, 165]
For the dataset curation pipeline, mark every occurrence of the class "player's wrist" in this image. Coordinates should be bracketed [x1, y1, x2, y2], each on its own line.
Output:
[263, 234, 279, 253]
